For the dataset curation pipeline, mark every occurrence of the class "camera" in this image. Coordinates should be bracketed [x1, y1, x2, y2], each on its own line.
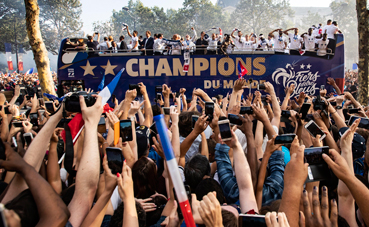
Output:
[64, 91, 96, 113]
[312, 94, 327, 111]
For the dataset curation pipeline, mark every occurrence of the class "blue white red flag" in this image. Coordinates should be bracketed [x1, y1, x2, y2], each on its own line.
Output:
[237, 61, 247, 78]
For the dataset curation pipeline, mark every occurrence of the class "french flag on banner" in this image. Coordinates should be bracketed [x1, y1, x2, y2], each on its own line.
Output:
[18, 45, 25, 71]
[25, 68, 34, 75]
[61, 68, 125, 144]
[5, 43, 13, 70]
[237, 61, 248, 78]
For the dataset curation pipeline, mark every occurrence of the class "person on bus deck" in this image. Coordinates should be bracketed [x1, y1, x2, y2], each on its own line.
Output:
[126, 25, 139, 51]
[195, 30, 209, 55]
[257, 34, 268, 51]
[142, 30, 154, 56]
[326, 21, 342, 54]
[97, 37, 109, 52]
[267, 34, 274, 51]
[220, 34, 234, 55]
[183, 27, 197, 53]
[283, 27, 303, 55]
[269, 28, 287, 54]
[243, 33, 256, 51]
[108, 36, 117, 53]
[86, 33, 100, 57]
[74, 39, 87, 51]
[230, 29, 245, 51]
[153, 34, 165, 55]
[159, 34, 182, 55]
[119, 35, 128, 51]
[317, 33, 329, 58]
[301, 27, 322, 56]
[205, 28, 222, 55]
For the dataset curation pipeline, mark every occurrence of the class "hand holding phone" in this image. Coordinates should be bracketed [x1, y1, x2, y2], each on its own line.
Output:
[304, 120, 326, 141]
[106, 147, 124, 174]
[205, 102, 214, 121]
[120, 120, 133, 142]
[274, 134, 296, 144]
[218, 119, 232, 141]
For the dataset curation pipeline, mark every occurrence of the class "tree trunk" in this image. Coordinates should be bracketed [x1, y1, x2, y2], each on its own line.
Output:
[356, 0, 369, 105]
[24, 0, 56, 96]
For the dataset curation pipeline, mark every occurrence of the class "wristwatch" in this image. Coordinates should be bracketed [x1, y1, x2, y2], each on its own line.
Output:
[336, 106, 343, 110]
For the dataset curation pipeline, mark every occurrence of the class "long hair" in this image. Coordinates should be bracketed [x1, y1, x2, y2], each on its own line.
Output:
[132, 157, 157, 198]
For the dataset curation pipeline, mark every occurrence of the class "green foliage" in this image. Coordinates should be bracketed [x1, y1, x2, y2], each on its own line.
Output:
[300, 11, 325, 32]
[0, 0, 82, 54]
[232, 0, 294, 35]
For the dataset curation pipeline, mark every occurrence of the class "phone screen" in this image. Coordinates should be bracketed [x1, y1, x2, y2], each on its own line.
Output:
[275, 134, 296, 144]
[45, 102, 55, 113]
[300, 103, 311, 119]
[219, 121, 232, 140]
[24, 134, 33, 146]
[192, 115, 199, 129]
[304, 146, 331, 182]
[120, 120, 133, 142]
[240, 106, 253, 115]
[155, 85, 162, 93]
[306, 121, 325, 138]
[29, 113, 38, 126]
[228, 114, 243, 126]
[12, 121, 23, 128]
[348, 116, 369, 129]
[348, 108, 360, 114]
[239, 215, 267, 227]
[205, 102, 214, 120]
[4, 107, 10, 115]
[163, 107, 170, 115]
[106, 147, 124, 174]
[304, 146, 329, 165]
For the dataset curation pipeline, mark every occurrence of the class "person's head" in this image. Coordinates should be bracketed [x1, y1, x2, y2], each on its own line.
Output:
[172, 34, 179, 40]
[185, 34, 190, 41]
[132, 157, 157, 198]
[108, 35, 113, 41]
[207, 138, 217, 163]
[154, 33, 157, 39]
[211, 33, 216, 40]
[157, 33, 163, 39]
[294, 28, 299, 34]
[146, 30, 151, 38]
[278, 29, 283, 36]
[87, 34, 93, 41]
[221, 207, 239, 226]
[308, 28, 313, 35]
[332, 21, 338, 26]
[201, 31, 205, 38]
[178, 111, 201, 137]
[133, 30, 138, 37]
[185, 155, 211, 191]
[119, 35, 125, 41]
[268, 34, 272, 40]
[238, 30, 242, 37]
[195, 178, 226, 204]
[104, 37, 108, 41]
[327, 19, 332, 25]
[109, 201, 146, 227]
[145, 194, 167, 226]
[322, 33, 327, 40]
[151, 105, 162, 116]
[245, 34, 250, 41]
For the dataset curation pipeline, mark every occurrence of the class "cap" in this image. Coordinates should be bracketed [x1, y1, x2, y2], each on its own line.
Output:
[339, 127, 366, 159]
[136, 125, 150, 159]
[87, 34, 92, 38]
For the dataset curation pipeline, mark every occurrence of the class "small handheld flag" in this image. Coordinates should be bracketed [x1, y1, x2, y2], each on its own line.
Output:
[25, 68, 34, 75]
[237, 61, 248, 78]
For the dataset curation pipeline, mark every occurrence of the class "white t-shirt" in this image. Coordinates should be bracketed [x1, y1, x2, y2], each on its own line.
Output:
[304, 34, 316, 51]
[131, 36, 138, 50]
[233, 36, 245, 50]
[243, 41, 254, 50]
[326, 24, 339, 39]
[288, 33, 302, 49]
[273, 35, 286, 51]
[317, 39, 329, 56]
[322, 25, 330, 35]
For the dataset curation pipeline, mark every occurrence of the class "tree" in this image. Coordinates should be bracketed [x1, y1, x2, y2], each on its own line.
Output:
[24, 0, 55, 95]
[232, 0, 294, 35]
[299, 11, 325, 32]
[356, 0, 368, 104]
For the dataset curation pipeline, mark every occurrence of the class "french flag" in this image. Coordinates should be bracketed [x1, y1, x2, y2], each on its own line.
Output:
[61, 68, 124, 144]
[5, 43, 13, 71]
[237, 61, 248, 78]
[25, 68, 34, 75]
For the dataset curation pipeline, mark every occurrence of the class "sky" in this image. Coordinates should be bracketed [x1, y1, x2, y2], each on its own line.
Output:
[79, 0, 334, 34]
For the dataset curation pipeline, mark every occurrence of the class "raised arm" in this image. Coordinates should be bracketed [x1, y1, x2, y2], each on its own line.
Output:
[47, 128, 63, 195]
[191, 27, 197, 42]
[138, 82, 153, 127]
[283, 28, 295, 35]
[265, 82, 281, 127]
[126, 26, 132, 38]
[269, 29, 279, 38]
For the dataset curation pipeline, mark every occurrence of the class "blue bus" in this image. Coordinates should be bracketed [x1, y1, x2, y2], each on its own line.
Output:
[57, 35, 345, 101]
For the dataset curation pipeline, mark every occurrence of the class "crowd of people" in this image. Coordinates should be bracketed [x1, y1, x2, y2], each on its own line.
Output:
[68, 19, 342, 58]
[0, 63, 368, 227]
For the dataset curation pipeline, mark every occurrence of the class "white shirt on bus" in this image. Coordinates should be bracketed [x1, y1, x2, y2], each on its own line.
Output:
[233, 36, 245, 51]
[326, 24, 339, 39]
[288, 33, 302, 49]
[154, 38, 165, 53]
[304, 34, 316, 51]
[273, 35, 286, 51]
[243, 41, 254, 50]
[317, 39, 329, 56]
[205, 35, 222, 51]
[131, 36, 138, 50]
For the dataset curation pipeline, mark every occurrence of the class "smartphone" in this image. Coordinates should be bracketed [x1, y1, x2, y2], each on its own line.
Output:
[239, 214, 267, 227]
[11, 137, 17, 148]
[219, 119, 232, 141]
[29, 113, 38, 126]
[57, 118, 71, 128]
[304, 146, 331, 182]
[347, 116, 369, 129]
[106, 147, 124, 175]
[12, 121, 23, 128]
[26, 95, 32, 100]
[257, 83, 266, 90]
[98, 117, 106, 134]
[240, 106, 253, 115]
[0, 203, 8, 227]
[162, 107, 170, 115]
[4, 106, 10, 115]
[320, 85, 325, 90]
[120, 120, 133, 142]
[23, 132, 34, 146]
[44, 101, 54, 114]
[156, 93, 161, 101]
[205, 102, 214, 121]
[348, 108, 360, 114]
[299, 103, 311, 119]
[228, 114, 243, 126]
[304, 120, 326, 141]
[155, 85, 162, 93]
[192, 115, 199, 129]
[274, 134, 296, 144]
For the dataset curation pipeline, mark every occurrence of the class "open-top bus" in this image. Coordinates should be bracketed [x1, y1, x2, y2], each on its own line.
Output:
[57, 34, 345, 101]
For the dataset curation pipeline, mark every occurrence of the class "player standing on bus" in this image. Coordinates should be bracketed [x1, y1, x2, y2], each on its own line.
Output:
[231, 29, 245, 51]
[126, 25, 139, 51]
[283, 28, 303, 55]
[301, 28, 321, 56]
[269, 29, 287, 54]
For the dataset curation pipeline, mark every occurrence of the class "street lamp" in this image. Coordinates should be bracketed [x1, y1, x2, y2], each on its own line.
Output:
[122, 7, 136, 30]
